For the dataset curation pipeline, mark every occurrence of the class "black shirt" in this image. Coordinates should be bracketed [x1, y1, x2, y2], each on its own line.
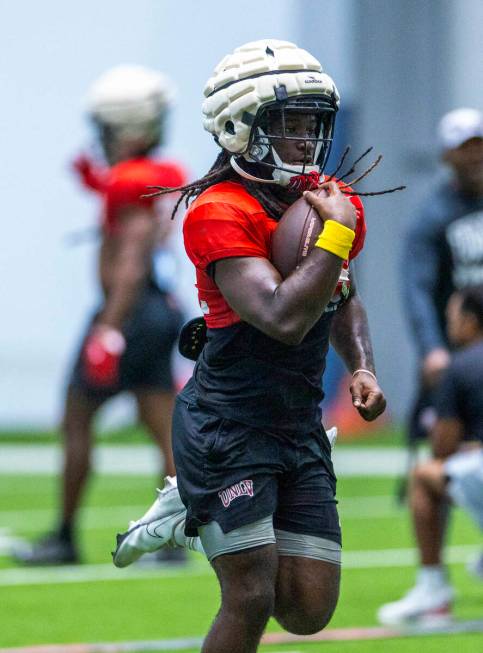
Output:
[434, 339, 483, 442]
[401, 181, 483, 357]
[180, 311, 334, 435]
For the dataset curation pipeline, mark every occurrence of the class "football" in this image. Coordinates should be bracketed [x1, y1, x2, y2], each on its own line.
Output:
[271, 188, 326, 278]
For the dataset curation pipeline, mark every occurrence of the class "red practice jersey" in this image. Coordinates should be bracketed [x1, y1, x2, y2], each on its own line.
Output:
[183, 180, 366, 329]
[76, 156, 187, 233]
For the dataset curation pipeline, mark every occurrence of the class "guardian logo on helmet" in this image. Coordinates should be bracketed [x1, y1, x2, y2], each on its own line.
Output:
[304, 75, 322, 84]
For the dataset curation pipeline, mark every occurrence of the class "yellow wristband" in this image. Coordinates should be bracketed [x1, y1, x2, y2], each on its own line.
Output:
[315, 220, 355, 260]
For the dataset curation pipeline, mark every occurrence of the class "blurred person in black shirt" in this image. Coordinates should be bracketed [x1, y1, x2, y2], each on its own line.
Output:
[402, 108, 483, 449]
[379, 284, 483, 626]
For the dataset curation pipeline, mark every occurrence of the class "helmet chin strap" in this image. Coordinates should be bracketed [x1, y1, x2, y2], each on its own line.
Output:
[230, 124, 322, 187]
[230, 156, 275, 184]
[230, 149, 320, 187]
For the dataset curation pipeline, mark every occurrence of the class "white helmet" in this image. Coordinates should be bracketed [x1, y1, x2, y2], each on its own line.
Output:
[86, 64, 176, 150]
[202, 39, 340, 187]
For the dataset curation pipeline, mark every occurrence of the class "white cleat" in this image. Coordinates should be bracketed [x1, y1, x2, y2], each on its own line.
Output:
[377, 583, 454, 627]
[112, 476, 186, 568]
[326, 426, 338, 449]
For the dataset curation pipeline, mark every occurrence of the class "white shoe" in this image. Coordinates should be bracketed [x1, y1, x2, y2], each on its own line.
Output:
[326, 426, 338, 449]
[112, 476, 186, 568]
[377, 582, 454, 626]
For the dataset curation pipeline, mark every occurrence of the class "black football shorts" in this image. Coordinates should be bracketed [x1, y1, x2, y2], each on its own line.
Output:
[172, 394, 341, 546]
[68, 285, 183, 400]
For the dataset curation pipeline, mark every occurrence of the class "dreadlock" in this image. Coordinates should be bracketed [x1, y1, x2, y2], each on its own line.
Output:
[144, 146, 405, 219]
[329, 146, 406, 197]
[145, 150, 289, 221]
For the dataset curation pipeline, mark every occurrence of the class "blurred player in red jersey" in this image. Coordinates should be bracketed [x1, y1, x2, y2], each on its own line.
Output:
[111, 41, 388, 652]
[14, 65, 187, 565]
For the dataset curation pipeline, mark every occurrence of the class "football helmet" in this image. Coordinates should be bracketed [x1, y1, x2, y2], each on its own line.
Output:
[202, 39, 339, 188]
[86, 65, 175, 158]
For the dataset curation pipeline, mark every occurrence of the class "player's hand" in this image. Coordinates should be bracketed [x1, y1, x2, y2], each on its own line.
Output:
[422, 347, 450, 388]
[72, 153, 91, 172]
[350, 370, 386, 421]
[82, 325, 126, 387]
[71, 154, 107, 192]
[72, 153, 95, 178]
[303, 181, 357, 231]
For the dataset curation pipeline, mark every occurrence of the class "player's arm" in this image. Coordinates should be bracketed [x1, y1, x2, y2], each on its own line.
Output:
[431, 417, 464, 459]
[401, 214, 450, 385]
[329, 281, 386, 421]
[213, 182, 356, 345]
[82, 206, 157, 388]
[72, 154, 108, 192]
[430, 364, 465, 458]
[98, 206, 158, 328]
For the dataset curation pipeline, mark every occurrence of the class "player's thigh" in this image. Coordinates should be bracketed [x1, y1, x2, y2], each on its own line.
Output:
[272, 427, 341, 627]
[273, 528, 341, 626]
[209, 536, 279, 616]
[275, 554, 340, 624]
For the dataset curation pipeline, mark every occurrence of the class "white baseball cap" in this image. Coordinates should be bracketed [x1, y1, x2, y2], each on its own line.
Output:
[437, 108, 483, 150]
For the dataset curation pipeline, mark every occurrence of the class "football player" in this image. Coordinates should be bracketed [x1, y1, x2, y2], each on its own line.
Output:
[113, 40, 386, 651]
[378, 284, 483, 625]
[13, 65, 187, 565]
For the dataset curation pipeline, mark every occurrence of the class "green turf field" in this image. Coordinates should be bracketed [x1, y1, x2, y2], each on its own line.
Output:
[1, 438, 482, 652]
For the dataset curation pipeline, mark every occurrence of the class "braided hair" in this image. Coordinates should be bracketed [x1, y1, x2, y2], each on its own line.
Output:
[146, 150, 289, 220]
[145, 147, 405, 220]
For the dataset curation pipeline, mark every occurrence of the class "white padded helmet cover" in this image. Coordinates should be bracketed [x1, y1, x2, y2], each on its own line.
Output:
[87, 64, 176, 126]
[202, 39, 339, 154]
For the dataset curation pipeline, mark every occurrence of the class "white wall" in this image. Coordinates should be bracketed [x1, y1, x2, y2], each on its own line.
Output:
[296, 0, 356, 103]
[448, 0, 483, 110]
[0, 0, 300, 427]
